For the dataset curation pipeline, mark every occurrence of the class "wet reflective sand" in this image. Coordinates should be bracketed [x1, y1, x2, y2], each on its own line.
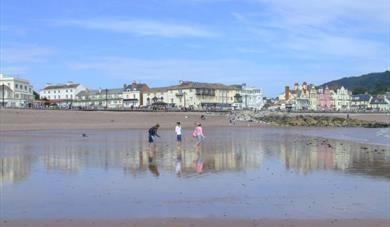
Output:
[0, 128, 389, 220]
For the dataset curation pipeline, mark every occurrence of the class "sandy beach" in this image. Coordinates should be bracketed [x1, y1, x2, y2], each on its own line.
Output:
[0, 109, 241, 131]
[1, 109, 389, 227]
[2, 218, 389, 227]
[0, 109, 389, 131]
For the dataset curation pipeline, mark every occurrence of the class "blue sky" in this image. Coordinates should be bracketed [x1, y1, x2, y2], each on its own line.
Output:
[0, 0, 388, 96]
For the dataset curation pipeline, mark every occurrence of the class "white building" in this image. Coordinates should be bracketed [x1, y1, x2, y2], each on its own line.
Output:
[232, 84, 264, 110]
[73, 88, 123, 109]
[331, 86, 351, 111]
[122, 82, 150, 108]
[0, 73, 34, 108]
[143, 81, 239, 110]
[39, 82, 87, 102]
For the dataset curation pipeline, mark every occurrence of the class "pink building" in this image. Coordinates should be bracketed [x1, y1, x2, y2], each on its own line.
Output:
[317, 87, 331, 111]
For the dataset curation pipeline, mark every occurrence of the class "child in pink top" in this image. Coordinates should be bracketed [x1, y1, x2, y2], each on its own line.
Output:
[192, 123, 205, 146]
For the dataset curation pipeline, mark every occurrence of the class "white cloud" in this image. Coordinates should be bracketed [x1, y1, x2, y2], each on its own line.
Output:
[0, 43, 55, 64]
[231, 1, 389, 61]
[56, 18, 218, 38]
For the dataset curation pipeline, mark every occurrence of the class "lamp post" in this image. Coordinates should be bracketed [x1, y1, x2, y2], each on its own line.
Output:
[183, 92, 186, 108]
[105, 89, 108, 109]
[2, 84, 4, 108]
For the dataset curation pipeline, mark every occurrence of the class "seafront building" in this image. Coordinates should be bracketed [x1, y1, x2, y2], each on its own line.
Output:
[122, 81, 150, 108]
[369, 97, 388, 111]
[232, 84, 264, 110]
[330, 86, 351, 111]
[278, 82, 318, 111]
[277, 82, 356, 111]
[350, 94, 372, 111]
[143, 80, 249, 110]
[73, 88, 123, 109]
[0, 73, 34, 108]
[39, 81, 87, 108]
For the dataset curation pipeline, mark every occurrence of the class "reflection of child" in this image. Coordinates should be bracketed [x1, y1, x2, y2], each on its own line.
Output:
[193, 159, 203, 174]
[176, 156, 182, 175]
[176, 144, 183, 176]
[193, 149, 204, 174]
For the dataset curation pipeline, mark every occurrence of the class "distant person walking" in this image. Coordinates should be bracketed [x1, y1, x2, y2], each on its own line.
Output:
[192, 123, 205, 147]
[148, 124, 160, 144]
[175, 122, 182, 143]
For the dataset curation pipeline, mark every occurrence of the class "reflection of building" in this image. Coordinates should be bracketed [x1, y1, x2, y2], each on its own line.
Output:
[43, 151, 82, 172]
[277, 135, 390, 178]
[0, 155, 33, 186]
[0, 73, 34, 108]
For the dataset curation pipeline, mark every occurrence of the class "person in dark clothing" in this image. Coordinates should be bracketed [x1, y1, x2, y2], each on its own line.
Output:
[148, 124, 160, 143]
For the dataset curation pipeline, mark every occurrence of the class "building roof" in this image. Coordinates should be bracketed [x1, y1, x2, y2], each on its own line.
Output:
[147, 81, 237, 93]
[178, 81, 236, 90]
[124, 83, 149, 91]
[43, 83, 80, 90]
[352, 94, 371, 101]
[89, 88, 123, 95]
[370, 97, 387, 105]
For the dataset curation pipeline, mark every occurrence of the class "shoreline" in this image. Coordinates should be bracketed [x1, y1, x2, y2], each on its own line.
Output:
[1, 218, 389, 227]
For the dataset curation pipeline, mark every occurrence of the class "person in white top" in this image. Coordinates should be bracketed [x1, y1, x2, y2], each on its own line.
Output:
[175, 122, 182, 143]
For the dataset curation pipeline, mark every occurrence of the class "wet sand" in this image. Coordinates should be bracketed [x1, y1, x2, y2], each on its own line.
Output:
[2, 218, 389, 227]
[1, 110, 389, 226]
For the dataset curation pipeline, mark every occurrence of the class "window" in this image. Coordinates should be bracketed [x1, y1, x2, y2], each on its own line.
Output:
[133, 94, 136, 99]
[15, 84, 18, 89]
[25, 85, 27, 90]
[54, 90, 56, 93]
[66, 90, 68, 93]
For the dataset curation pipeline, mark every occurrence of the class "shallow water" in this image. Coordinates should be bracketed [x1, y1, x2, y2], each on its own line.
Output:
[0, 128, 389, 219]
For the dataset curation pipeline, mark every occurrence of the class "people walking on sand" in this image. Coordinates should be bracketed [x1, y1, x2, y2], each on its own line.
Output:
[192, 123, 205, 148]
[175, 122, 182, 143]
[148, 124, 160, 144]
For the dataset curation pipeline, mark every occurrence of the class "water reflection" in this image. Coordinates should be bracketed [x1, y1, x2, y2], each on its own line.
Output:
[0, 129, 389, 187]
[0, 143, 34, 186]
[276, 137, 390, 177]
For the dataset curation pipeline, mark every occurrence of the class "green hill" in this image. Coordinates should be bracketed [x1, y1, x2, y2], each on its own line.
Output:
[320, 71, 390, 95]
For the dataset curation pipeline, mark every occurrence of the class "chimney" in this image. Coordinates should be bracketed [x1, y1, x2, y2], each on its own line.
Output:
[179, 80, 184, 85]
[302, 82, 307, 93]
[294, 83, 299, 92]
[285, 86, 290, 100]
[123, 84, 127, 89]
